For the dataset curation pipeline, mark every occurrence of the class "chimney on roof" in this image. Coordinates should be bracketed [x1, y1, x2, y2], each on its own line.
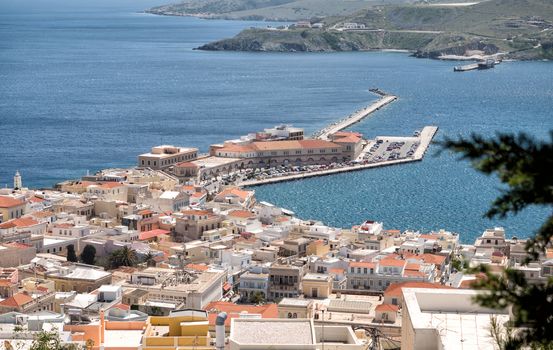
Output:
[215, 312, 227, 350]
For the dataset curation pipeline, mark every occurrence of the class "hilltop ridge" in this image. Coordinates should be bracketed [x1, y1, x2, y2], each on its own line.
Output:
[193, 0, 553, 60]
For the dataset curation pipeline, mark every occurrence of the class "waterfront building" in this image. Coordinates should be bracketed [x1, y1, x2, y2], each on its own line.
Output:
[214, 187, 255, 209]
[138, 145, 198, 170]
[475, 227, 507, 253]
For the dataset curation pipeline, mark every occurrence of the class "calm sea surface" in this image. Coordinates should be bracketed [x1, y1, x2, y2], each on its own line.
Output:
[1, 0, 552, 242]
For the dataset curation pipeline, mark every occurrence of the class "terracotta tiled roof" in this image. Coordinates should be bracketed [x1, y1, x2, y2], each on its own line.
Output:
[186, 264, 209, 272]
[30, 210, 54, 218]
[228, 210, 255, 219]
[205, 302, 278, 326]
[98, 182, 124, 189]
[3, 242, 32, 249]
[375, 304, 399, 312]
[251, 139, 339, 151]
[0, 221, 17, 229]
[138, 209, 154, 216]
[217, 144, 256, 153]
[0, 293, 33, 307]
[175, 162, 198, 168]
[139, 229, 170, 241]
[384, 282, 453, 298]
[0, 196, 25, 208]
[216, 187, 252, 201]
[379, 259, 406, 267]
[418, 254, 446, 266]
[113, 303, 130, 311]
[29, 196, 45, 203]
[333, 134, 362, 143]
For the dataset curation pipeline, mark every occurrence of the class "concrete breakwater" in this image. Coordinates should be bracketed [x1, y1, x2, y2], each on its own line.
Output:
[313, 90, 398, 140]
[240, 126, 438, 187]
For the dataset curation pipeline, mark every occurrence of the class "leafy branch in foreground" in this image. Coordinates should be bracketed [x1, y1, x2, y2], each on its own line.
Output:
[440, 131, 553, 349]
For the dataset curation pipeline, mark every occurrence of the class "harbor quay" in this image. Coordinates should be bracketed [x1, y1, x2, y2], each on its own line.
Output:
[237, 126, 438, 187]
[137, 89, 435, 190]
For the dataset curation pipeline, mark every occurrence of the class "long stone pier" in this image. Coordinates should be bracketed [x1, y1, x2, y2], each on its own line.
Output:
[239, 126, 438, 187]
[314, 92, 398, 140]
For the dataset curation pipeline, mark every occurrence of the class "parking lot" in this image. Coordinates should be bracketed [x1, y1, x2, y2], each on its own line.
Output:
[362, 137, 420, 163]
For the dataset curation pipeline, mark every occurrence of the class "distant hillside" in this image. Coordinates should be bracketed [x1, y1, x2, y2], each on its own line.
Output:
[196, 0, 553, 60]
[146, 0, 418, 21]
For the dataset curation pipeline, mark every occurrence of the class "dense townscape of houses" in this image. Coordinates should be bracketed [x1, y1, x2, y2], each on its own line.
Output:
[0, 127, 549, 349]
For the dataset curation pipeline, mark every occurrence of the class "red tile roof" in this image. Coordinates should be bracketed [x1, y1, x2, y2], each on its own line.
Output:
[333, 134, 362, 143]
[375, 304, 399, 312]
[29, 196, 45, 203]
[384, 282, 453, 298]
[113, 303, 130, 311]
[0, 196, 25, 208]
[379, 259, 406, 267]
[97, 182, 124, 189]
[228, 210, 256, 219]
[0, 293, 33, 307]
[186, 264, 209, 272]
[139, 229, 170, 241]
[216, 187, 252, 201]
[176, 162, 199, 168]
[418, 254, 446, 266]
[204, 302, 278, 326]
[3, 242, 32, 249]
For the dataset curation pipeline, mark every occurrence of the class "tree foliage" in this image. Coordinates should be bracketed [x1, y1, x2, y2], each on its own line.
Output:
[29, 330, 79, 350]
[109, 246, 138, 269]
[142, 252, 156, 267]
[441, 131, 553, 349]
[66, 244, 78, 263]
[80, 244, 96, 265]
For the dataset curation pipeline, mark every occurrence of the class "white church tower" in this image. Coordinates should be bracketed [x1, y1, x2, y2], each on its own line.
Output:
[13, 170, 22, 189]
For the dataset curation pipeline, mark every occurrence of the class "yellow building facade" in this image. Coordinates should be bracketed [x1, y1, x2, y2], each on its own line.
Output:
[142, 310, 213, 350]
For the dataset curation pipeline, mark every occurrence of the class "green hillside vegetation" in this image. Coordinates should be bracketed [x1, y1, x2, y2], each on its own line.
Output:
[146, 0, 419, 21]
[196, 0, 553, 60]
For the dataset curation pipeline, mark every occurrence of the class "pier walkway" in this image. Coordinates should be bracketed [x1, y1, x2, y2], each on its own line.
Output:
[239, 126, 438, 187]
[314, 92, 398, 140]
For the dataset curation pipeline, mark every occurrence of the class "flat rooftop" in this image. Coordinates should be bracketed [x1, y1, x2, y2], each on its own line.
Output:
[403, 288, 510, 350]
[231, 319, 314, 345]
[192, 156, 241, 169]
[279, 298, 312, 307]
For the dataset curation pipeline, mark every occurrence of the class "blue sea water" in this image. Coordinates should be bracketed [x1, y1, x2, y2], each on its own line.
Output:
[1, 0, 552, 243]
